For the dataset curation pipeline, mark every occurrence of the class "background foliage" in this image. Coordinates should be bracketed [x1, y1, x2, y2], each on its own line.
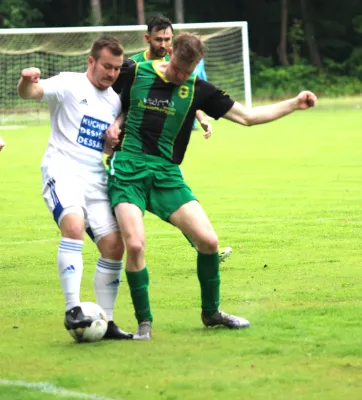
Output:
[0, 0, 361, 98]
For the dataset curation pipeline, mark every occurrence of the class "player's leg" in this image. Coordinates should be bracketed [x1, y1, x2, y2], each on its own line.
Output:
[108, 159, 153, 340]
[169, 200, 250, 329]
[57, 211, 93, 329]
[181, 231, 232, 263]
[178, 166, 232, 263]
[113, 202, 152, 340]
[86, 179, 132, 340]
[42, 162, 92, 331]
[94, 232, 133, 340]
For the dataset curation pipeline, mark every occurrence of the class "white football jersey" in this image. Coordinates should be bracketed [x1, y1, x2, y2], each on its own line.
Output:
[40, 72, 121, 172]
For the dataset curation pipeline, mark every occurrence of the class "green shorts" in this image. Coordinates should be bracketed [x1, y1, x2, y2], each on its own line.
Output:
[108, 152, 197, 221]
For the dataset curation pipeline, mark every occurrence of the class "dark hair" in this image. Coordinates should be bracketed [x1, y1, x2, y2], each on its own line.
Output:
[147, 15, 173, 34]
[90, 35, 124, 60]
[173, 32, 205, 63]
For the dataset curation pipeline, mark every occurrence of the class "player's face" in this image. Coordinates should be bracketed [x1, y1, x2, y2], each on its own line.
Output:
[165, 55, 200, 85]
[88, 48, 123, 90]
[146, 27, 173, 59]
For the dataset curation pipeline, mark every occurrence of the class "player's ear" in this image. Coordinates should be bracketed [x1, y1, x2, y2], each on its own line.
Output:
[88, 56, 95, 67]
[168, 47, 173, 57]
[145, 33, 150, 43]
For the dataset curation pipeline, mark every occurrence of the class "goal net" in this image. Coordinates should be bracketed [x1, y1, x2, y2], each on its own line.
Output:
[0, 22, 251, 126]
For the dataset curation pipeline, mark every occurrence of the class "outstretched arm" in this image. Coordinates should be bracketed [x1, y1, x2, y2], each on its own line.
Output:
[17, 68, 43, 100]
[223, 91, 317, 126]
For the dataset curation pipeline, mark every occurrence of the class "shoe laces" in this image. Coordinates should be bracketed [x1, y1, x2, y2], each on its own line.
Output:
[217, 310, 237, 322]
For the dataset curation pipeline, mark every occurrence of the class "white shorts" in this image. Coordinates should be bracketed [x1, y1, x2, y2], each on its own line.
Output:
[41, 153, 119, 243]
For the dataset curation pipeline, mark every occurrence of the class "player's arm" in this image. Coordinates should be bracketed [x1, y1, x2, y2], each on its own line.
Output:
[119, 63, 136, 115]
[104, 143, 114, 156]
[223, 91, 317, 126]
[0, 136, 6, 151]
[195, 109, 212, 139]
[105, 63, 136, 146]
[198, 79, 317, 128]
[104, 112, 126, 147]
[17, 68, 43, 100]
[194, 78, 212, 138]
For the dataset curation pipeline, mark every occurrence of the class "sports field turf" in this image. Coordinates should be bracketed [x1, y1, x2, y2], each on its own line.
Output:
[1, 98, 362, 399]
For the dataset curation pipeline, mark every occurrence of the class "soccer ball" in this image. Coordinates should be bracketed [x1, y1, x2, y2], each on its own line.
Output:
[68, 302, 108, 343]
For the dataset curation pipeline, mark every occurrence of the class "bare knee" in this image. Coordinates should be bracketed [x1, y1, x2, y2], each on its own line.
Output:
[98, 232, 124, 260]
[196, 234, 218, 254]
[59, 211, 85, 240]
[125, 237, 145, 257]
[60, 220, 84, 240]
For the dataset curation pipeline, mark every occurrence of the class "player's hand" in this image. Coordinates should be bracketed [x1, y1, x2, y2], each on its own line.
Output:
[104, 120, 121, 146]
[21, 67, 41, 83]
[200, 118, 212, 139]
[295, 91, 317, 110]
[0, 136, 6, 151]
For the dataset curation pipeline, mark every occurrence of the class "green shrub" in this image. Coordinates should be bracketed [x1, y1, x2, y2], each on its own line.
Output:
[252, 63, 362, 99]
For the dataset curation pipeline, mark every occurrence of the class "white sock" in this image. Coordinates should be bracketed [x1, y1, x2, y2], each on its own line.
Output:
[57, 238, 84, 312]
[94, 258, 123, 321]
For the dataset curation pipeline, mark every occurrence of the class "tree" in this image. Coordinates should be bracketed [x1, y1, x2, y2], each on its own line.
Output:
[137, 0, 145, 25]
[300, 0, 322, 67]
[91, 0, 102, 25]
[278, 0, 289, 65]
[0, 0, 46, 28]
[175, 0, 185, 23]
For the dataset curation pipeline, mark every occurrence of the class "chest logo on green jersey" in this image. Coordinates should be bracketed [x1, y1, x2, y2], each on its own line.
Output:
[178, 85, 189, 99]
[139, 97, 176, 116]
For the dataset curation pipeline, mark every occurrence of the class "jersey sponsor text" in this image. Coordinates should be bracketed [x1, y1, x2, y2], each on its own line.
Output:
[77, 115, 110, 152]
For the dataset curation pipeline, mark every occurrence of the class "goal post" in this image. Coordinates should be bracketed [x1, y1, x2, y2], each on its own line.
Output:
[0, 21, 252, 126]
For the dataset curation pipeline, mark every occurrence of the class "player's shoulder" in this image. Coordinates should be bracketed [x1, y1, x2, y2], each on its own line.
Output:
[58, 71, 85, 79]
[195, 76, 216, 89]
[107, 86, 121, 102]
[122, 58, 137, 71]
[40, 72, 86, 95]
[129, 50, 146, 63]
[55, 72, 87, 87]
[120, 57, 137, 72]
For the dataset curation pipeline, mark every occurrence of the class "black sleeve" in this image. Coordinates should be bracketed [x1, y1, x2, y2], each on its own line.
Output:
[112, 58, 136, 95]
[120, 63, 137, 113]
[195, 78, 235, 120]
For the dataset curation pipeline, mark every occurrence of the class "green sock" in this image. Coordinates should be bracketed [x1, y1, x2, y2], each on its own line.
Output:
[126, 267, 153, 323]
[197, 252, 220, 317]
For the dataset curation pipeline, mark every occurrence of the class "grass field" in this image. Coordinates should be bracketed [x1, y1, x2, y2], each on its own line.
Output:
[1, 100, 362, 399]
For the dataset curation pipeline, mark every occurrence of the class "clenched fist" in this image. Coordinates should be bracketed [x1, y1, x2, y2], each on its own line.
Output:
[21, 67, 41, 83]
[295, 91, 317, 110]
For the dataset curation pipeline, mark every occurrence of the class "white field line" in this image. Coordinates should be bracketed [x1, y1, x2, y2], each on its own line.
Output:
[0, 379, 122, 400]
[0, 231, 179, 246]
[0, 125, 25, 130]
[0, 238, 57, 245]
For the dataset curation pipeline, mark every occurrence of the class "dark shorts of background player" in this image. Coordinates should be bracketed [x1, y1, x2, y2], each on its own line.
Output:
[108, 152, 198, 221]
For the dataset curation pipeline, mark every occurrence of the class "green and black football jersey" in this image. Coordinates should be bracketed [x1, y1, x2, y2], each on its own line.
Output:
[112, 51, 170, 94]
[116, 61, 234, 165]
[129, 50, 170, 63]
